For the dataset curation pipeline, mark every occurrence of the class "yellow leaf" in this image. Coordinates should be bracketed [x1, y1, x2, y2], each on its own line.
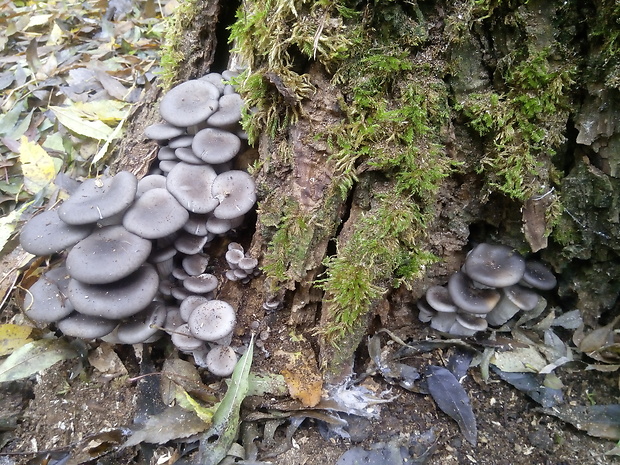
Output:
[0, 324, 34, 356]
[72, 100, 130, 124]
[18, 136, 60, 196]
[50, 105, 114, 140]
[177, 387, 216, 424]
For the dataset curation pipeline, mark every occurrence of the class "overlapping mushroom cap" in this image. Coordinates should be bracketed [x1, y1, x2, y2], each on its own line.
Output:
[58, 171, 138, 225]
[66, 225, 152, 284]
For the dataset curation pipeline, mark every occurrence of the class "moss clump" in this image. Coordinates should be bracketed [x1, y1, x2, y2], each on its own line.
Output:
[229, 0, 361, 142]
[457, 48, 575, 200]
[158, 0, 197, 89]
[318, 191, 439, 337]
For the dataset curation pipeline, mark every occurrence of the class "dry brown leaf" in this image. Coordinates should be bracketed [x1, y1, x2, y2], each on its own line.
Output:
[276, 343, 323, 407]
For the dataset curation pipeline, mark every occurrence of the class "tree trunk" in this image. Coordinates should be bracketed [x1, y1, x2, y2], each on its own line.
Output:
[115, 0, 620, 388]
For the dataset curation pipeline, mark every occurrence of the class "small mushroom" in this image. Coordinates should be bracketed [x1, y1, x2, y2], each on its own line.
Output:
[180, 295, 210, 321]
[123, 188, 189, 239]
[463, 243, 526, 288]
[66, 225, 152, 284]
[192, 128, 241, 164]
[425, 285, 458, 313]
[175, 147, 205, 164]
[449, 313, 488, 336]
[144, 123, 185, 141]
[171, 323, 204, 351]
[136, 174, 168, 197]
[58, 171, 138, 225]
[174, 231, 210, 255]
[159, 80, 220, 127]
[430, 312, 457, 333]
[416, 298, 435, 323]
[211, 170, 256, 220]
[522, 260, 557, 290]
[188, 299, 236, 342]
[205, 345, 238, 377]
[206, 94, 243, 128]
[183, 273, 218, 294]
[447, 271, 501, 314]
[182, 254, 210, 276]
[20, 209, 94, 256]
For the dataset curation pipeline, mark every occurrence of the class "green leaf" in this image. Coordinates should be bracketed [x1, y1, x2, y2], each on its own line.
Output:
[198, 336, 254, 465]
[0, 338, 78, 382]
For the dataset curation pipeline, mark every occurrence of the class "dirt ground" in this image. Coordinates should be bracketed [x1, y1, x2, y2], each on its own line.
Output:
[0, 296, 618, 465]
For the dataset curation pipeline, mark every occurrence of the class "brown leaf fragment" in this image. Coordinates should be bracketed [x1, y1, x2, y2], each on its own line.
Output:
[276, 345, 323, 407]
[88, 343, 128, 379]
[26, 38, 42, 74]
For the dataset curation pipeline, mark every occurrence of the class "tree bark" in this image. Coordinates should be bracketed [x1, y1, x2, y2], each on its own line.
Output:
[115, 0, 620, 388]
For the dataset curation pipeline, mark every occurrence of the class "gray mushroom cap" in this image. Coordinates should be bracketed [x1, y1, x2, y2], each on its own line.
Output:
[57, 313, 117, 339]
[174, 232, 210, 255]
[159, 80, 220, 127]
[175, 147, 204, 164]
[66, 225, 152, 284]
[183, 273, 218, 294]
[144, 123, 185, 141]
[116, 301, 167, 344]
[463, 243, 526, 288]
[188, 299, 236, 341]
[20, 209, 94, 255]
[447, 271, 501, 314]
[67, 264, 159, 319]
[180, 295, 210, 321]
[522, 260, 557, 290]
[123, 188, 189, 239]
[166, 162, 219, 214]
[211, 170, 256, 220]
[58, 171, 138, 225]
[503, 284, 540, 311]
[136, 174, 167, 197]
[24, 267, 74, 323]
[191, 128, 241, 164]
[425, 285, 457, 313]
[171, 323, 204, 351]
[182, 254, 210, 276]
[205, 345, 238, 377]
[206, 94, 243, 128]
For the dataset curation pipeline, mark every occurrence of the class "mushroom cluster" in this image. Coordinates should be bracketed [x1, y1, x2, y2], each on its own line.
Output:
[417, 243, 556, 336]
[19, 70, 257, 377]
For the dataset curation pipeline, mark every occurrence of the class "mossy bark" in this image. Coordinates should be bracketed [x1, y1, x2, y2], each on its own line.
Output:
[116, 0, 620, 386]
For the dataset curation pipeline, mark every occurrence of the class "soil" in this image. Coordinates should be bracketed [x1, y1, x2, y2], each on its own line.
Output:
[0, 297, 618, 465]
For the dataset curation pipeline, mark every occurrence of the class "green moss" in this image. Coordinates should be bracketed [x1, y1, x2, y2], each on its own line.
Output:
[457, 48, 575, 200]
[158, 0, 197, 89]
[318, 191, 439, 338]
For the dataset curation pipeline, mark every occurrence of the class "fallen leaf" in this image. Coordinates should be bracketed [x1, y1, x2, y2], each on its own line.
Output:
[18, 136, 61, 196]
[0, 338, 78, 382]
[490, 345, 548, 373]
[538, 404, 620, 440]
[491, 366, 563, 408]
[198, 337, 254, 465]
[123, 404, 209, 448]
[50, 104, 114, 140]
[88, 343, 128, 378]
[160, 356, 216, 405]
[425, 365, 477, 446]
[0, 324, 34, 356]
[276, 345, 323, 407]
